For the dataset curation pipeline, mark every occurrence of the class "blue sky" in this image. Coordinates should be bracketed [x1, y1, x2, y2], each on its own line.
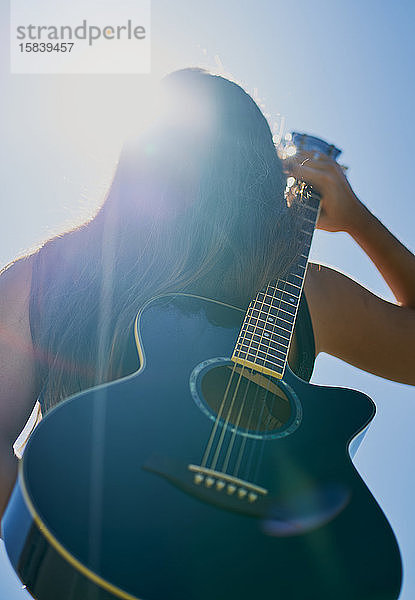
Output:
[1, 0, 414, 598]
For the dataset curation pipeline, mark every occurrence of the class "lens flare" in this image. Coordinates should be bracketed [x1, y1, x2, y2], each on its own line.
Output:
[261, 483, 351, 537]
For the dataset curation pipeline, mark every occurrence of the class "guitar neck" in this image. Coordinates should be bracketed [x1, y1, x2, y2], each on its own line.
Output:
[231, 185, 320, 379]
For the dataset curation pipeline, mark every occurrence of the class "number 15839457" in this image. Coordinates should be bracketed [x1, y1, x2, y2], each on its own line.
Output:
[18, 42, 74, 52]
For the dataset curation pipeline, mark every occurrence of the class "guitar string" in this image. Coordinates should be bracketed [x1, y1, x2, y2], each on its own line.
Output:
[213, 273, 291, 479]
[247, 229, 313, 483]
[222, 346, 274, 476]
[230, 280, 285, 479]
[232, 380, 258, 476]
[200, 186, 317, 476]
[211, 222, 313, 480]
[234, 200, 317, 481]
[217, 295, 274, 474]
[251, 284, 298, 483]
[220, 371, 251, 473]
[200, 298, 259, 468]
[199, 364, 240, 468]
[209, 367, 246, 471]
[221, 367, 265, 477]
[221, 362, 269, 479]
[242, 276, 291, 480]
[207, 282, 271, 471]
[250, 376, 275, 483]
[234, 180, 310, 478]
[241, 380, 269, 480]
[228, 189, 319, 482]
[204, 271, 298, 477]
[199, 299, 262, 469]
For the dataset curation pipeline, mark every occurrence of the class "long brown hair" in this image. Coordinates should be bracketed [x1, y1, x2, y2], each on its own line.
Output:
[28, 67, 304, 412]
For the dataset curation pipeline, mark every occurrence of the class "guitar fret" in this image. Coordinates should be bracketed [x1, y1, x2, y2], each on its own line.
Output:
[250, 328, 290, 342]
[302, 216, 316, 225]
[244, 321, 292, 336]
[303, 214, 316, 224]
[253, 297, 297, 315]
[286, 276, 303, 288]
[233, 183, 321, 376]
[305, 193, 320, 209]
[235, 344, 288, 364]
[235, 341, 287, 363]
[270, 282, 301, 296]
[270, 280, 300, 293]
[248, 312, 294, 328]
[255, 292, 298, 308]
[264, 289, 299, 303]
[274, 278, 302, 290]
[304, 205, 318, 214]
[235, 348, 286, 368]
[254, 296, 297, 313]
[248, 304, 295, 320]
[237, 335, 290, 352]
[284, 271, 304, 284]
[242, 316, 294, 333]
[236, 346, 289, 364]
[284, 280, 301, 289]
[247, 304, 295, 322]
[238, 338, 291, 359]
[235, 355, 285, 372]
[236, 356, 286, 371]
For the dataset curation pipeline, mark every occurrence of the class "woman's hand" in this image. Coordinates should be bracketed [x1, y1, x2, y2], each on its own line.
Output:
[284, 150, 364, 233]
[282, 147, 415, 384]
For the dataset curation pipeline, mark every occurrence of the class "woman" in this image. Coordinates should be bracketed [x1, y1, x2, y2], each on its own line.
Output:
[0, 67, 414, 521]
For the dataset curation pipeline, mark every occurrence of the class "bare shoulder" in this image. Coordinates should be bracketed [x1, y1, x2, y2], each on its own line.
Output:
[0, 253, 39, 444]
[0, 253, 35, 318]
[304, 262, 415, 385]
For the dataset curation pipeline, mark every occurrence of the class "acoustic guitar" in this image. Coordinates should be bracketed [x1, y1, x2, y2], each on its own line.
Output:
[2, 133, 402, 599]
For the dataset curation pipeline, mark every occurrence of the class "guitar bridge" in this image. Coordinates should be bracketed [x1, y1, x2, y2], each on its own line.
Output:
[188, 464, 268, 504]
[142, 454, 270, 517]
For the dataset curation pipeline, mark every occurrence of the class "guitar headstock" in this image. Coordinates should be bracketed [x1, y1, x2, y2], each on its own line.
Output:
[276, 132, 346, 207]
[277, 131, 342, 162]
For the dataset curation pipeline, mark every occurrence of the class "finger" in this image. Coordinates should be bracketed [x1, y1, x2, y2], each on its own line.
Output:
[295, 149, 332, 161]
[293, 151, 335, 169]
[286, 162, 328, 190]
[285, 152, 342, 177]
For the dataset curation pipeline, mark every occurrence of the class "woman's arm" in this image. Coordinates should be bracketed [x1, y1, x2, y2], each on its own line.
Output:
[304, 263, 415, 385]
[286, 151, 415, 385]
[0, 255, 39, 519]
[345, 204, 415, 308]
[288, 151, 415, 307]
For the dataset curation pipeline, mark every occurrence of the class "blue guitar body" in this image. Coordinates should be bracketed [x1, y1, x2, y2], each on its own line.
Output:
[2, 294, 403, 600]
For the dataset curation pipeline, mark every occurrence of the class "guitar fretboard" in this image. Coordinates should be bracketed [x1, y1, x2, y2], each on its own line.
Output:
[231, 186, 320, 379]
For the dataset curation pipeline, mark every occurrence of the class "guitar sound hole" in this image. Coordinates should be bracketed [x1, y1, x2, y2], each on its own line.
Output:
[200, 364, 293, 434]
